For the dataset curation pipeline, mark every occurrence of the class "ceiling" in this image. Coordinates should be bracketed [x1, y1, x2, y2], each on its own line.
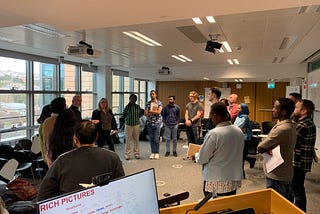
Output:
[1, 0, 320, 82]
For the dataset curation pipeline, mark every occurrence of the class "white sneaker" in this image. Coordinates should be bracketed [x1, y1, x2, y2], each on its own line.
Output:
[149, 153, 155, 159]
[154, 154, 160, 159]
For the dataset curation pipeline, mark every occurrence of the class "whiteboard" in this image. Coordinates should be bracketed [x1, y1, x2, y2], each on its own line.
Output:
[307, 69, 320, 158]
[307, 69, 320, 111]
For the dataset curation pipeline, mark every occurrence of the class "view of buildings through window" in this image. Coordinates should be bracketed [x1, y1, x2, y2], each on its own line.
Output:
[0, 55, 149, 142]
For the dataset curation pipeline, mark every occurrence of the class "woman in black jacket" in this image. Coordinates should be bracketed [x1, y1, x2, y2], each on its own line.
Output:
[91, 98, 118, 151]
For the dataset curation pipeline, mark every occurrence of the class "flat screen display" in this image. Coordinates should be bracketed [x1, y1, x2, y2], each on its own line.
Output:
[37, 168, 159, 214]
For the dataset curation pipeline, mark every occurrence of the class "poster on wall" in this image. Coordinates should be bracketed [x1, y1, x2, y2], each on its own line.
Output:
[204, 88, 231, 118]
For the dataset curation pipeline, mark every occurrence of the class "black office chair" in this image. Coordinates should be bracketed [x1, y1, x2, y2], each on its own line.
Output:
[13, 150, 35, 183]
[261, 121, 276, 134]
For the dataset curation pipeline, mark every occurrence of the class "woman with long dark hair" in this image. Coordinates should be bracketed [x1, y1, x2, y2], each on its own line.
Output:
[46, 108, 76, 167]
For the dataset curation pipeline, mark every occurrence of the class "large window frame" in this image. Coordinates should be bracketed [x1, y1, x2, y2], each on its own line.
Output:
[111, 71, 148, 126]
[0, 52, 97, 142]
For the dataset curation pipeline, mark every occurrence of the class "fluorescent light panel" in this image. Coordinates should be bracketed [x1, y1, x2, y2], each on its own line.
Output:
[123, 31, 162, 46]
[172, 55, 186, 62]
[206, 16, 216, 23]
[178, 55, 192, 61]
[192, 17, 203, 24]
[228, 59, 239, 64]
[20, 24, 67, 38]
[227, 59, 233, 64]
[222, 41, 232, 52]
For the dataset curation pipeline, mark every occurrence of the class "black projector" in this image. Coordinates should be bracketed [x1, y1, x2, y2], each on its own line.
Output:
[205, 41, 222, 53]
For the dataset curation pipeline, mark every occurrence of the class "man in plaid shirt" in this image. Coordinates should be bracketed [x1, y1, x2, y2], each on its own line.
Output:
[289, 99, 316, 212]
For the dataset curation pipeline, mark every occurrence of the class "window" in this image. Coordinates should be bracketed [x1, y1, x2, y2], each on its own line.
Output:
[0, 54, 96, 142]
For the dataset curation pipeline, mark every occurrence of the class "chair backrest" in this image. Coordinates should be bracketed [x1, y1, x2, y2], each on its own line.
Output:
[0, 159, 19, 182]
[0, 145, 14, 160]
[31, 135, 41, 154]
[14, 139, 32, 150]
[261, 121, 276, 134]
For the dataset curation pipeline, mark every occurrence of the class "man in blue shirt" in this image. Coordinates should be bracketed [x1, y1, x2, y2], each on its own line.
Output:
[162, 96, 180, 157]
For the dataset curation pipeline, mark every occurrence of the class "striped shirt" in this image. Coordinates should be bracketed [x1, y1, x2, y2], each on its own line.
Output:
[123, 103, 142, 126]
[293, 116, 316, 172]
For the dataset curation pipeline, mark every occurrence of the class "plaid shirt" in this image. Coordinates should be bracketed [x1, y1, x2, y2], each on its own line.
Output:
[293, 116, 316, 172]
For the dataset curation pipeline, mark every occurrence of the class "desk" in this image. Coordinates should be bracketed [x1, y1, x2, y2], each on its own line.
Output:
[252, 129, 261, 135]
[160, 189, 305, 214]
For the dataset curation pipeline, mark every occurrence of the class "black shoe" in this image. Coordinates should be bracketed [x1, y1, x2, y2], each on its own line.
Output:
[173, 152, 178, 157]
[165, 152, 170, 157]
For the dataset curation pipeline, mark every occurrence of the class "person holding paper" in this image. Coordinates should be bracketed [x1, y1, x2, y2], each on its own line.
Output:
[289, 99, 316, 212]
[257, 98, 296, 199]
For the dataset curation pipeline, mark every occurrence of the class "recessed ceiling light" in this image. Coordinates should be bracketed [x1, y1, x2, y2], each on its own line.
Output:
[227, 59, 234, 65]
[123, 31, 162, 46]
[131, 31, 162, 46]
[206, 16, 216, 23]
[192, 17, 203, 24]
[178, 55, 192, 62]
[172, 55, 186, 62]
[222, 41, 232, 52]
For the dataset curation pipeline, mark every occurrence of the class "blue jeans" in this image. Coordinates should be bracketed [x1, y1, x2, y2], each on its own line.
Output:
[164, 124, 178, 153]
[186, 126, 200, 144]
[266, 177, 290, 199]
[147, 124, 160, 153]
[289, 167, 307, 212]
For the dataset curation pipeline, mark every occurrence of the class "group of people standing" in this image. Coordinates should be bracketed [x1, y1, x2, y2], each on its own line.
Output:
[37, 89, 316, 212]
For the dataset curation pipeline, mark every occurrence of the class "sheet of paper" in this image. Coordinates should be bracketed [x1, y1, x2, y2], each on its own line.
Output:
[150, 102, 158, 111]
[262, 145, 284, 173]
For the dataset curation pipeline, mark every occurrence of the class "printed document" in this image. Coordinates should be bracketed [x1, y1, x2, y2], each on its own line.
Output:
[262, 145, 284, 173]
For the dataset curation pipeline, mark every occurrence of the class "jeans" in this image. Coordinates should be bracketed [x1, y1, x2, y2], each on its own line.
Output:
[164, 124, 178, 153]
[147, 124, 160, 153]
[289, 167, 307, 212]
[186, 126, 200, 144]
[266, 177, 290, 199]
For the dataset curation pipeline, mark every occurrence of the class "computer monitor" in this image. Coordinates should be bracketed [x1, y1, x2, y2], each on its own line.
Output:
[37, 168, 159, 214]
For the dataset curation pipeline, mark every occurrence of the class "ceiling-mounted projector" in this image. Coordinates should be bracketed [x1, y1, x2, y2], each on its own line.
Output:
[205, 41, 222, 53]
[67, 41, 102, 58]
[158, 66, 170, 75]
[67, 46, 102, 58]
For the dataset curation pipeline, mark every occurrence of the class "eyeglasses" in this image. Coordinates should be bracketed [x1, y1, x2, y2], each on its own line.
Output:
[168, 98, 174, 100]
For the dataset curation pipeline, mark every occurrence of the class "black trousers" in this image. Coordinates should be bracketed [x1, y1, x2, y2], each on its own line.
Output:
[97, 129, 115, 151]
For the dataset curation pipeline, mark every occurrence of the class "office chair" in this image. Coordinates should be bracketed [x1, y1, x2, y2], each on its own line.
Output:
[13, 150, 35, 184]
[261, 121, 276, 134]
[0, 159, 19, 184]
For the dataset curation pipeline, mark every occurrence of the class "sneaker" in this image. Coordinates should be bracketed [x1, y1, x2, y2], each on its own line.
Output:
[135, 154, 140, 159]
[154, 154, 160, 159]
[165, 152, 170, 157]
[173, 152, 178, 157]
[125, 155, 130, 160]
[149, 153, 155, 159]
